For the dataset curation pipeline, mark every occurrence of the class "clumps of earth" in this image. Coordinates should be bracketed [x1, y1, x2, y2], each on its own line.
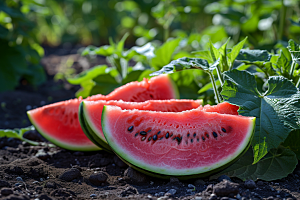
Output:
[0, 134, 300, 200]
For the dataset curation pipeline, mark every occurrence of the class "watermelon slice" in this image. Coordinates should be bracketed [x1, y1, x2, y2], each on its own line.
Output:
[27, 75, 178, 151]
[79, 99, 203, 151]
[101, 105, 255, 178]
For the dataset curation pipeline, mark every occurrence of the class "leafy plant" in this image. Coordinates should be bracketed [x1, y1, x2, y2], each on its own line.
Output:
[0, 0, 46, 92]
[0, 126, 48, 146]
[151, 38, 300, 181]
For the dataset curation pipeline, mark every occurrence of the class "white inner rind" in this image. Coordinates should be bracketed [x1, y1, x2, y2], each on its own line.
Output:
[102, 106, 256, 176]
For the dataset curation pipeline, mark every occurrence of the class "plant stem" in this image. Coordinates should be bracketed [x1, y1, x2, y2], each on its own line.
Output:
[296, 76, 300, 88]
[208, 71, 222, 104]
[289, 60, 296, 79]
[215, 65, 224, 86]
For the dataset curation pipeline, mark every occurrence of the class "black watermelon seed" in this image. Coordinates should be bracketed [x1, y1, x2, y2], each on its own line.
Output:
[140, 131, 147, 136]
[148, 136, 152, 141]
[197, 138, 199, 142]
[128, 126, 134, 132]
[221, 128, 227, 133]
[193, 133, 196, 138]
[135, 133, 139, 137]
[148, 129, 152, 133]
[157, 131, 161, 135]
[191, 139, 193, 143]
[213, 132, 218, 138]
[206, 133, 209, 138]
[159, 137, 163, 140]
[202, 136, 205, 141]
[141, 137, 146, 141]
[166, 132, 169, 139]
[153, 135, 158, 141]
[170, 134, 173, 137]
[187, 133, 190, 137]
[175, 137, 182, 145]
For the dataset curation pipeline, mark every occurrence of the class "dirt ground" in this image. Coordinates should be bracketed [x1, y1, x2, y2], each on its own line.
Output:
[0, 53, 300, 200]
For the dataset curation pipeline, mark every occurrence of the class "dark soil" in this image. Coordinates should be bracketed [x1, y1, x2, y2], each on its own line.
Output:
[1, 53, 300, 200]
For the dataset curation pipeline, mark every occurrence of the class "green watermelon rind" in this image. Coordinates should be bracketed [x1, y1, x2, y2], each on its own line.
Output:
[78, 102, 112, 153]
[101, 105, 256, 179]
[27, 111, 101, 151]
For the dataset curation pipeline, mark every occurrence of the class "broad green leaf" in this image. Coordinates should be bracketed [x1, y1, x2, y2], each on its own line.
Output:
[122, 68, 145, 84]
[0, 126, 39, 146]
[125, 42, 155, 60]
[221, 70, 300, 163]
[236, 49, 271, 62]
[150, 57, 209, 76]
[89, 71, 121, 96]
[76, 80, 95, 98]
[67, 65, 108, 85]
[283, 129, 300, 159]
[150, 38, 181, 70]
[211, 146, 297, 181]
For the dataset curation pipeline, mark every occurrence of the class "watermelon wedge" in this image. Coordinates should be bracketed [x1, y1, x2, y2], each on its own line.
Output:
[101, 105, 255, 178]
[79, 99, 203, 151]
[27, 75, 179, 151]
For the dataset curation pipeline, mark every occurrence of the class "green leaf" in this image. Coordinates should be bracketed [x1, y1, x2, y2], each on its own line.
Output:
[283, 129, 300, 159]
[193, 50, 214, 63]
[287, 39, 300, 63]
[198, 80, 221, 94]
[228, 37, 248, 66]
[150, 57, 209, 76]
[211, 146, 297, 181]
[221, 70, 300, 163]
[150, 38, 181, 70]
[236, 49, 271, 62]
[218, 38, 230, 71]
[67, 65, 109, 85]
[117, 33, 129, 53]
[82, 45, 114, 56]
[273, 50, 291, 77]
[209, 40, 219, 62]
[0, 129, 20, 139]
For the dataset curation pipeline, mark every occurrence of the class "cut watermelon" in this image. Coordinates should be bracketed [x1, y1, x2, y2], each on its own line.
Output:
[27, 75, 178, 151]
[79, 99, 203, 151]
[101, 105, 255, 178]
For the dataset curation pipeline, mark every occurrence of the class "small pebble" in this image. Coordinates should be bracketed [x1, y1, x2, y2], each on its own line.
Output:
[147, 195, 152, 198]
[195, 197, 202, 200]
[90, 194, 97, 197]
[59, 168, 81, 182]
[209, 193, 217, 200]
[170, 177, 180, 183]
[236, 193, 241, 199]
[157, 192, 165, 196]
[1, 188, 13, 196]
[188, 184, 195, 189]
[217, 175, 231, 182]
[244, 179, 256, 189]
[16, 177, 23, 182]
[166, 189, 176, 195]
[257, 181, 264, 186]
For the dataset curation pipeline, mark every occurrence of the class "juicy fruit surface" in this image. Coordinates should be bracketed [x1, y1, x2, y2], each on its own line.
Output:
[82, 99, 202, 146]
[202, 102, 239, 115]
[27, 75, 178, 151]
[86, 74, 179, 102]
[102, 106, 255, 176]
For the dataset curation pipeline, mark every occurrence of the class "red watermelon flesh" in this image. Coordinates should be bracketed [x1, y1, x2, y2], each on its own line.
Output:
[85, 74, 179, 102]
[81, 99, 203, 148]
[101, 105, 255, 176]
[27, 75, 179, 151]
[201, 102, 239, 115]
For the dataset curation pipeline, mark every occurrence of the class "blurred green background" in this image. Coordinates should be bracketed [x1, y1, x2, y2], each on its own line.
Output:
[1, 0, 300, 94]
